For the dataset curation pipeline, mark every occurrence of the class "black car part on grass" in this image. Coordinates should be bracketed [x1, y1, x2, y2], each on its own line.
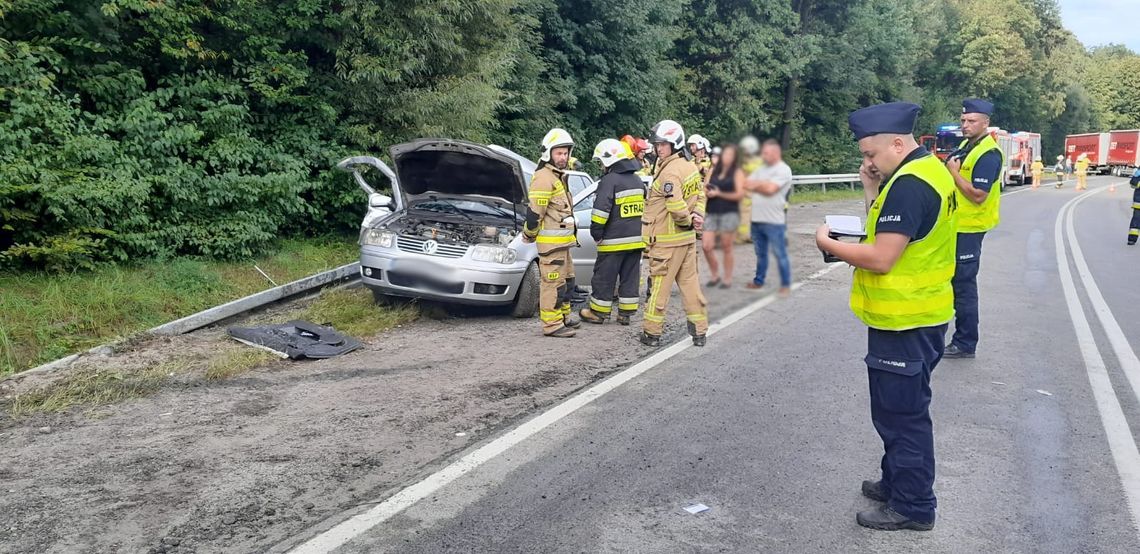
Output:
[227, 320, 362, 360]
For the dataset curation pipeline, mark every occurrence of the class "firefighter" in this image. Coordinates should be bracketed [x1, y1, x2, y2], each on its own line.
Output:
[522, 128, 581, 338]
[1054, 155, 1066, 188]
[943, 98, 1004, 359]
[1129, 168, 1140, 245]
[688, 134, 713, 179]
[737, 135, 762, 244]
[579, 139, 647, 325]
[641, 119, 709, 347]
[1030, 155, 1044, 189]
[1075, 153, 1090, 191]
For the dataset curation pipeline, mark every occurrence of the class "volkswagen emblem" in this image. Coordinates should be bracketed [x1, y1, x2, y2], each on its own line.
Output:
[422, 240, 439, 255]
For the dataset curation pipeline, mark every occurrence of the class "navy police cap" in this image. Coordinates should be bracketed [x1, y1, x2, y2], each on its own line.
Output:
[962, 98, 993, 116]
[848, 102, 921, 141]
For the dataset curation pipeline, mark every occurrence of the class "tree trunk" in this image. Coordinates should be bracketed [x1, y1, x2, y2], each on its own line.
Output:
[780, 78, 797, 149]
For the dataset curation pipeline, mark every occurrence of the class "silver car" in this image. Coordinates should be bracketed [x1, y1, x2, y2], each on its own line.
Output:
[338, 139, 600, 317]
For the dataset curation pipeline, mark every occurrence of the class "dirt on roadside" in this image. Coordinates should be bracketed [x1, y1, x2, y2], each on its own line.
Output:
[0, 199, 861, 554]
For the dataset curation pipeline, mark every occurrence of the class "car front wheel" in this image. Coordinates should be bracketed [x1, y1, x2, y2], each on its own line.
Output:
[511, 261, 540, 318]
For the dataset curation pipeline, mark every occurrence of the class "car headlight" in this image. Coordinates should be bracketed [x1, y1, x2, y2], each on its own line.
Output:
[471, 245, 518, 264]
[363, 228, 396, 248]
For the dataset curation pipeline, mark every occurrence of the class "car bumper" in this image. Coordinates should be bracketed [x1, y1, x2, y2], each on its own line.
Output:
[359, 245, 527, 305]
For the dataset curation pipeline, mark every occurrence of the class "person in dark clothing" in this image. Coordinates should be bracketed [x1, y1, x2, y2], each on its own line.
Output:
[702, 144, 746, 288]
[579, 139, 647, 325]
[1129, 168, 1140, 245]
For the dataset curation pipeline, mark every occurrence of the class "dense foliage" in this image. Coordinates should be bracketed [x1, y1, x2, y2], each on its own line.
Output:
[1, 0, 1135, 269]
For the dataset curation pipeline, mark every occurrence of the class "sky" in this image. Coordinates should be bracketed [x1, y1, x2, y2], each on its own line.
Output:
[1057, 0, 1140, 51]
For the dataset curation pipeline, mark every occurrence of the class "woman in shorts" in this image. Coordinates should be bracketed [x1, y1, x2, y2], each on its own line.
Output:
[702, 143, 746, 288]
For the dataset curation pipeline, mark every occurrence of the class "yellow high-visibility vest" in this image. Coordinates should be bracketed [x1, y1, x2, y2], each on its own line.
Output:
[851, 153, 959, 331]
[955, 135, 1004, 232]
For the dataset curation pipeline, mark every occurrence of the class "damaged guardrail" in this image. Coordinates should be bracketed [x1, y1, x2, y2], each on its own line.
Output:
[8, 262, 362, 380]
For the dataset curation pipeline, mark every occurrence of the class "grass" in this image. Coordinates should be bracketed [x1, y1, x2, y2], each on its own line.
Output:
[0, 237, 357, 377]
[205, 349, 279, 380]
[790, 186, 864, 205]
[296, 288, 419, 338]
[7, 361, 185, 417]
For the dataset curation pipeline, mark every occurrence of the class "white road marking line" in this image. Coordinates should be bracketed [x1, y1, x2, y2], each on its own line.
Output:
[1054, 187, 1140, 537]
[286, 263, 844, 553]
[1065, 187, 1140, 407]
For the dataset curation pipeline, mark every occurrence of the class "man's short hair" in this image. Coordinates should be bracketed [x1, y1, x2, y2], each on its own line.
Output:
[762, 139, 781, 148]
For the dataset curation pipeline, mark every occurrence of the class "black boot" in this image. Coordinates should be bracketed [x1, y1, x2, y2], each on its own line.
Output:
[861, 480, 887, 502]
[615, 314, 631, 326]
[639, 332, 661, 347]
[943, 343, 975, 359]
[856, 506, 934, 531]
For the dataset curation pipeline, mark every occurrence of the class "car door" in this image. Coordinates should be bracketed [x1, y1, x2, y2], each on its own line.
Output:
[571, 180, 599, 283]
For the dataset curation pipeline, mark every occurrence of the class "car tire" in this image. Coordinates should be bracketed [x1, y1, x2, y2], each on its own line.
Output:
[511, 261, 540, 318]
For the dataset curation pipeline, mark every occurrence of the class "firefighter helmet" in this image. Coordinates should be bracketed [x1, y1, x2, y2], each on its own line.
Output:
[740, 135, 760, 156]
[593, 138, 632, 168]
[650, 120, 686, 150]
[687, 134, 710, 153]
[540, 128, 575, 163]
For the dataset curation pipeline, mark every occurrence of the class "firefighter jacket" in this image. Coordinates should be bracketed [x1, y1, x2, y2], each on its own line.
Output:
[590, 158, 647, 252]
[524, 164, 577, 254]
[642, 152, 705, 248]
[696, 157, 713, 179]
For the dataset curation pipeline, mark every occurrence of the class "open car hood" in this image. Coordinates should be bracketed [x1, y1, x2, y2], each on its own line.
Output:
[390, 139, 532, 205]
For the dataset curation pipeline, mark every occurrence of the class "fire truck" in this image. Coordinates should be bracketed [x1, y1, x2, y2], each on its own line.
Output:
[1107, 129, 1140, 176]
[921, 125, 1042, 186]
[1064, 132, 1110, 174]
[994, 129, 1041, 186]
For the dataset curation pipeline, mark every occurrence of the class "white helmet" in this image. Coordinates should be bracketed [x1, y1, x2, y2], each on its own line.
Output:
[650, 119, 686, 150]
[740, 135, 760, 156]
[540, 128, 575, 163]
[687, 134, 711, 153]
[592, 138, 632, 168]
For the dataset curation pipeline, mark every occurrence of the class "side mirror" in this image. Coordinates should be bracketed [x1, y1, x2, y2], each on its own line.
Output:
[369, 193, 394, 210]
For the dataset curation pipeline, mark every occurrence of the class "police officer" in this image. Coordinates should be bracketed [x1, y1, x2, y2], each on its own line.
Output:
[943, 98, 1003, 359]
[641, 119, 708, 347]
[579, 139, 647, 325]
[522, 128, 581, 338]
[815, 102, 957, 531]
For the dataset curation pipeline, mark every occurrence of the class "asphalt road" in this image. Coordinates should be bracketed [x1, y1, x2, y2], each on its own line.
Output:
[287, 175, 1140, 553]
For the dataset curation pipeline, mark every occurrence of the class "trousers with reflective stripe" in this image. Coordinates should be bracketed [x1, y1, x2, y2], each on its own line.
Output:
[1130, 187, 1140, 245]
[588, 250, 642, 317]
[538, 249, 575, 334]
[644, 243, 707, 337]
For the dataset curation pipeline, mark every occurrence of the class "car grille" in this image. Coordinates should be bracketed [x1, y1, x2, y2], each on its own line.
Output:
[396, 235, 468, 259]
[386, 271, 465, 295]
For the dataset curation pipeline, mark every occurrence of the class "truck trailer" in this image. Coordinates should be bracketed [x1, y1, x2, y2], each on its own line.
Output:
[1064, 132, 1111, 174]
[1107, 129, 1140, 176]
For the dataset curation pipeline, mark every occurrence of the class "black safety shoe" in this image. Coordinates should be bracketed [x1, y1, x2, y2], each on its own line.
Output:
[563, 315, 581, 329]
[943, 344, 975, 359]
[639, 332, 661, 347]
[856, 506, 934, 531]
[579, 308, 606, 325]
[615, 314, 631, 326]
[692, 335, 707, 347]
[861, 480, 887, 502]
[545, 326, 576, 338]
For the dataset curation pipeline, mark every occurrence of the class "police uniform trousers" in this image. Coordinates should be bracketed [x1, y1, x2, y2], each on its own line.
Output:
[589, 250, 643, 318]
[538, 248, 575, 334]
[643, 244, 708, 337]
[950, 232, 985, 353]
[1129, 186, 1140, 245]
[866, 324, 946, 524]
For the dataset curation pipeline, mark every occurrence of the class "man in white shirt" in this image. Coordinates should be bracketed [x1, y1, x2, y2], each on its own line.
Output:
[744, 139, 794, 295]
